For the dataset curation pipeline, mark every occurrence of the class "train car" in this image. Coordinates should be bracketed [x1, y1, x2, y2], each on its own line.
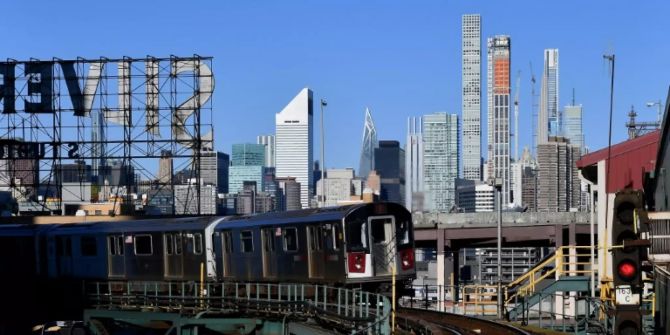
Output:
[213, 202, 415, 290]
[42, 217, 221, 281]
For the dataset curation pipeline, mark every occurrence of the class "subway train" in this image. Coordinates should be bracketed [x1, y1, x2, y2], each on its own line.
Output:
[0, 202, 415, 291]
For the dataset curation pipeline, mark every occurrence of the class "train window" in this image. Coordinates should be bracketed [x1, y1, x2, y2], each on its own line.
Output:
[108, 236, 117, 255]
[134, 235, 153, 256]
[193, 233, 203, 255]
[263, 230, 275, 252]
[116, 236, 124, 255]
[346, 219, 368, 251]
[175, 234, 183, 255]
[332, 224, 342, 250]
[222, 231, 233, 253]
[240, 230, 254, 253]
[283, 227, 298, 252]
[109, 236, 124, 256]
[371, 218, 393, 244]
[80, 236, 97, 257]
[165, 234, 174, 255]
[57, 237, 72, 257]
[397, 221, 410, 245]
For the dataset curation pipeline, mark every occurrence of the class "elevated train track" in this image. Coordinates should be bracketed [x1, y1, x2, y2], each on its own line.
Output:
[397, 308, 535, 335]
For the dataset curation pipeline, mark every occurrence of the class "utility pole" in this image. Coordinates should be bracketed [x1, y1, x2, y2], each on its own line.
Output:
[320, 99, 327, 207]
[514, 71, 521, 161]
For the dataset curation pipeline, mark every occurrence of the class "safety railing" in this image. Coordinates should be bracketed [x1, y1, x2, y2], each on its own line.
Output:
[86, 281, 391, 335]
[506, 246, 597, 304]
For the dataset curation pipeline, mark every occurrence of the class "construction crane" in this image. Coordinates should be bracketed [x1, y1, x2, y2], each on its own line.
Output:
[514, 70, 521, 161]
[529, 62, 538, 156]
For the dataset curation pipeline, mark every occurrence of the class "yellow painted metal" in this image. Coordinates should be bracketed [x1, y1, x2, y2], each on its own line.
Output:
[392, 264, 396, 334]
[505, 246, 598, 305]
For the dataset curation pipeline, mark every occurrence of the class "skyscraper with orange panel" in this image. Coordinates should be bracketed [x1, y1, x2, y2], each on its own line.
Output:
[487, 35, 511, 205]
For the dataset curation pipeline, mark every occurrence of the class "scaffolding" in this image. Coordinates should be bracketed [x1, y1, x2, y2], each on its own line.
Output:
[0, 56, 214, 215]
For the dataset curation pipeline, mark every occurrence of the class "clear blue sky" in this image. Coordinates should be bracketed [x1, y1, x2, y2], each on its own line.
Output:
[3, 0, 669, 170]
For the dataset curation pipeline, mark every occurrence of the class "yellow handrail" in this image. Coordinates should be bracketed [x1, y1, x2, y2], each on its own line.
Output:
[505, 246, 598, 305]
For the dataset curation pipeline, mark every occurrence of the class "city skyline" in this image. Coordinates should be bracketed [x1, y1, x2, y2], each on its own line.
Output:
[0, 1, 668, 172]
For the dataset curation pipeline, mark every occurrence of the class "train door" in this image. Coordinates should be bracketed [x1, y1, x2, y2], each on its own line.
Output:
[261, 228, 277, 279]
[163, 232, 183, 278]
[107, 235, 125, 278]
[307, 225, 325, 279]
[369, 216, 395, 276]
[221, 231, 233, 278]
[56, 236, 73, 276]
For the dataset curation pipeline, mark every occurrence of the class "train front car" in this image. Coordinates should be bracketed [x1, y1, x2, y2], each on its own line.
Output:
[344, 202, 415, 292]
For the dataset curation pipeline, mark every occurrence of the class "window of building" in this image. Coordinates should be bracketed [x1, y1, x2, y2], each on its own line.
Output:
[134, 235, 153, 256]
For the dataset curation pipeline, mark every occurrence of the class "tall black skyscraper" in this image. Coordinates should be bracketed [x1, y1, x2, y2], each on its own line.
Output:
[374, 140, 405, 204]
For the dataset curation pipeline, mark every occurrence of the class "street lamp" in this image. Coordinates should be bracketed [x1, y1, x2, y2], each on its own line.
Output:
[489, 178, 504, 320]
[320, 99, 327, 207]
[646, 100, 663, 128]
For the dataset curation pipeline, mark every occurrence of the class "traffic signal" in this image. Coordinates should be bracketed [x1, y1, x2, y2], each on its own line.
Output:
[612, 189, 647, 335]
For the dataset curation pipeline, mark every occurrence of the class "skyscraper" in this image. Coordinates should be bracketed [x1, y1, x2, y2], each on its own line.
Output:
[538, 49, 559, 144]
[487, 35, 512, 205]
[423, 112, 460, 211]
[374, 141, 405, 205]
[257, 135, 275, 167]
[358, 107, 378, 179]
[201, 151, 229, 194]
[563, 104, 584, 152]
[405, 116, 424, 212]
[228, 144, 264, 195]
[231, 143, 265, 166]
[537, 137, 581, 212]
[275, 88, 313, 209]
[462, 14, 482, 181]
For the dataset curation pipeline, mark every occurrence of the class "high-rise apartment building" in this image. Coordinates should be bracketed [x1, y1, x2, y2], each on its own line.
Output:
[257, 135, 275, 167]
[374, 141, 405, 204]
[201, 151, 229, 194]
[423, 112, 460, 211]
[316, 168, 359, 207]
[487, 35, 512, 205]
[275, 88, 313, 209]
[536, 137, 581, 212]
[563, 104, 584, 152]
[405, 116, 424, 212]
[538, 49, 559, 144]
[462, 14, 482, 181]
[358, 107, 378, 179]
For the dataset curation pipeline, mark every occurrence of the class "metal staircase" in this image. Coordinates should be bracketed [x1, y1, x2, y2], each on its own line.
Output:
[504, 246, 610, 333]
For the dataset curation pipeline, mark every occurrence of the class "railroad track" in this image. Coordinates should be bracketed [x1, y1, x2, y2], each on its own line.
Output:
[397, 307, 534, 335]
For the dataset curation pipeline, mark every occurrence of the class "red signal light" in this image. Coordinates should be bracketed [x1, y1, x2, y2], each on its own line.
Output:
[617, 260, 637, 281]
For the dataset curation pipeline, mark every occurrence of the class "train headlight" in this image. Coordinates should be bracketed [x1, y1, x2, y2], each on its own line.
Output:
[401, 248, 415, 271]
[348, 252, 366, 273]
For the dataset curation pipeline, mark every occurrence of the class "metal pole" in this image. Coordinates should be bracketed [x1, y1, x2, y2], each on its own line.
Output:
[497, 184, 503, 319]
[590, 186, 596, 297]
[320, 99, 327, 207]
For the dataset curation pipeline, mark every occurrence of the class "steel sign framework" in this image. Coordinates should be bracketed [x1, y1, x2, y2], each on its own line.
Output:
[0, 55, 214, 215]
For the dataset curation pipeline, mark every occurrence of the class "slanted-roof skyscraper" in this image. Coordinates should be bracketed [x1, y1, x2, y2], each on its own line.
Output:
[462, 14, 482, 181]
[275, 88, 313, 209]
[487, 35, 512, 205]
[358, 107, 378, 179]
[538, 49, 559, 144]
